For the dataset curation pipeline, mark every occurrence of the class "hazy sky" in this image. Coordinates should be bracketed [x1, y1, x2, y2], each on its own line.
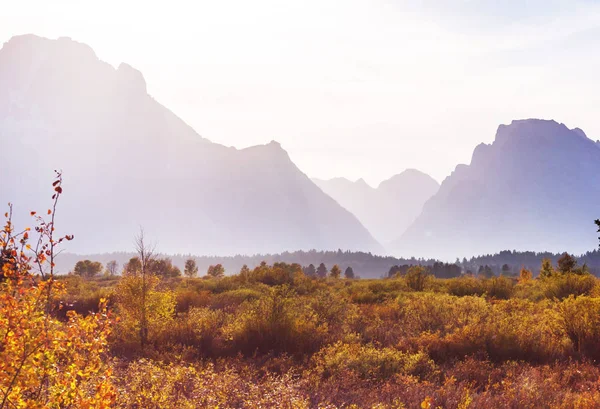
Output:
[3, 0, 600, 185]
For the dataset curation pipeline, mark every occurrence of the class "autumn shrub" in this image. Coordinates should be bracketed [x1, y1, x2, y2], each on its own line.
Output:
[175, 289, 211, 313]
[396, 292, 488, 336]
[404, 265, 429, 291]
[308, 289, 357, 338]
[349, 302, 405, 346]
[112, 274, 176, 353]
[155, 307, 229, 357]
[484, 275, 515, 299]
[187, 276, 240, 294]
[240, 261, 306, 286]
[0, 174, 116, 408]
[114, 359, 310, 409]
[223, 285, 327, 356]
[558, 296, 600, 360]
[542, 273, 597, 300]
[57, 274, 114, 316]
[346, 285, 387, 304]
[446, 276, 486, 297]
[345, 280, 406, 304]
[480, 298, 566, 362]
[311, 341, 437, 381]
[210, 287, 263, 310]
[396, 293, 567, 363]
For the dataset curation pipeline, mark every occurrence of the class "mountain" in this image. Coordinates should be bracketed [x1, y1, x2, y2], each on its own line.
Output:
[0, 34, 381, 255]
[313, 169, 439, 244]
[392, 119, 600, 259]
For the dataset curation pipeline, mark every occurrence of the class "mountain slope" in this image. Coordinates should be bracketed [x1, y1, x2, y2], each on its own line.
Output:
[313, 169, 439, 244]
[0, 34, 381, 255]
[392, 119, 600, 259]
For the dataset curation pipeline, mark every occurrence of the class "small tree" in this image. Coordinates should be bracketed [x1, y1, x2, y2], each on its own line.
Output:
[73, 259, 103, 278]
[129, 228, 156, 348]
[123, 257, 142, 276]
[239, 264, 251, 282]
[501, 264, 512, 277]
[557, 253, 577, 274]
[304, 263, 316, 277]
[150, 257, 181, 278]
[316, 263, 328, 278]
[207, 264, 225, 278]
[344, 266, 355, 279]
[184, 258, 198, 278]
[519, 267, 533, 283]
[106, 260, 119, 276]
[405, 265, 428, 291]
[540, 258, 554, 279]
[478, 265, 495, 278]
[329, 264, 341, 279]
[115, 274, 175, 351]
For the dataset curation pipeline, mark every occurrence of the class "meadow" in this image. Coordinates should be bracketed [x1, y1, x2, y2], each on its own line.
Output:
[3, 176, 600, 408]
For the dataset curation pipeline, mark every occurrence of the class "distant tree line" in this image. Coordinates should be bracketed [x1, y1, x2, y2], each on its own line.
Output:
[388, 262, 462, 279]
[62, 247, 600, 280]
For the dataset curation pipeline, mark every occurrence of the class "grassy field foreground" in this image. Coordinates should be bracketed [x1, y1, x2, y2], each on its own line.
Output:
[3, 178, 600, 408]
[50, 260, 600, 409]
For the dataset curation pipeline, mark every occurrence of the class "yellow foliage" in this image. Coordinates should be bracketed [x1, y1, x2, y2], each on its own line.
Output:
[0, 181, 115, 409]
[113, 274, 176, 351]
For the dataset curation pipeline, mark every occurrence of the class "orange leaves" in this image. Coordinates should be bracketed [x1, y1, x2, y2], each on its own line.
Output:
[0, 272, 115, 408]
[0, 172, 114, 409]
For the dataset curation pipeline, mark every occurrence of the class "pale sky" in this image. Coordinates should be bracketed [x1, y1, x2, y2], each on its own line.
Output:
[3, 0, 600, 185]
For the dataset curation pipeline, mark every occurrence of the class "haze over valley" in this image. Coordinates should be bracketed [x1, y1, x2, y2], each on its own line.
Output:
[1, 34, 600, 261]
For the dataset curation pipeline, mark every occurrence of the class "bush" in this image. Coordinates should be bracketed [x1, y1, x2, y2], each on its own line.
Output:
[542, 274, 597, 300]
[559, 296, 600, 360]
[116, 359, 310, 408]
[484, 276, 515, 299]
[175, 289, 211, 313]
[446, 276, 486, 297]
[312, 341, 437, 380]
[223, 286, 327, 356]
[156, 307, 229, 356]
[404, 266, 429, 292]
[210, 288, 262, 310]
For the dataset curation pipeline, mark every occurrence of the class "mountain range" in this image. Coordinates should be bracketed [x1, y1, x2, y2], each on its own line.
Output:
[0, 34, 381, 255]
[393, 119, 600, 259]
[313, 170, 439, 245]
[2, 35, 599, 260]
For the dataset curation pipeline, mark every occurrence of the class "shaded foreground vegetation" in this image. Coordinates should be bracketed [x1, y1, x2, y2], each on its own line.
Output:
[3, 179, 600, 408]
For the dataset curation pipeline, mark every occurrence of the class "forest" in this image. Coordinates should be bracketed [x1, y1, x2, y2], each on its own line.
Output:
[57, 247, 600, 280]
[3, 176, 600, 409]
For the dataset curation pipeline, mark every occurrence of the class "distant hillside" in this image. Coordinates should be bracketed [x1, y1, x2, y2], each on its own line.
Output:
[393, 119, 600, 259]
[313, 169, 439, 244]
[0, 34, 381, 255]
